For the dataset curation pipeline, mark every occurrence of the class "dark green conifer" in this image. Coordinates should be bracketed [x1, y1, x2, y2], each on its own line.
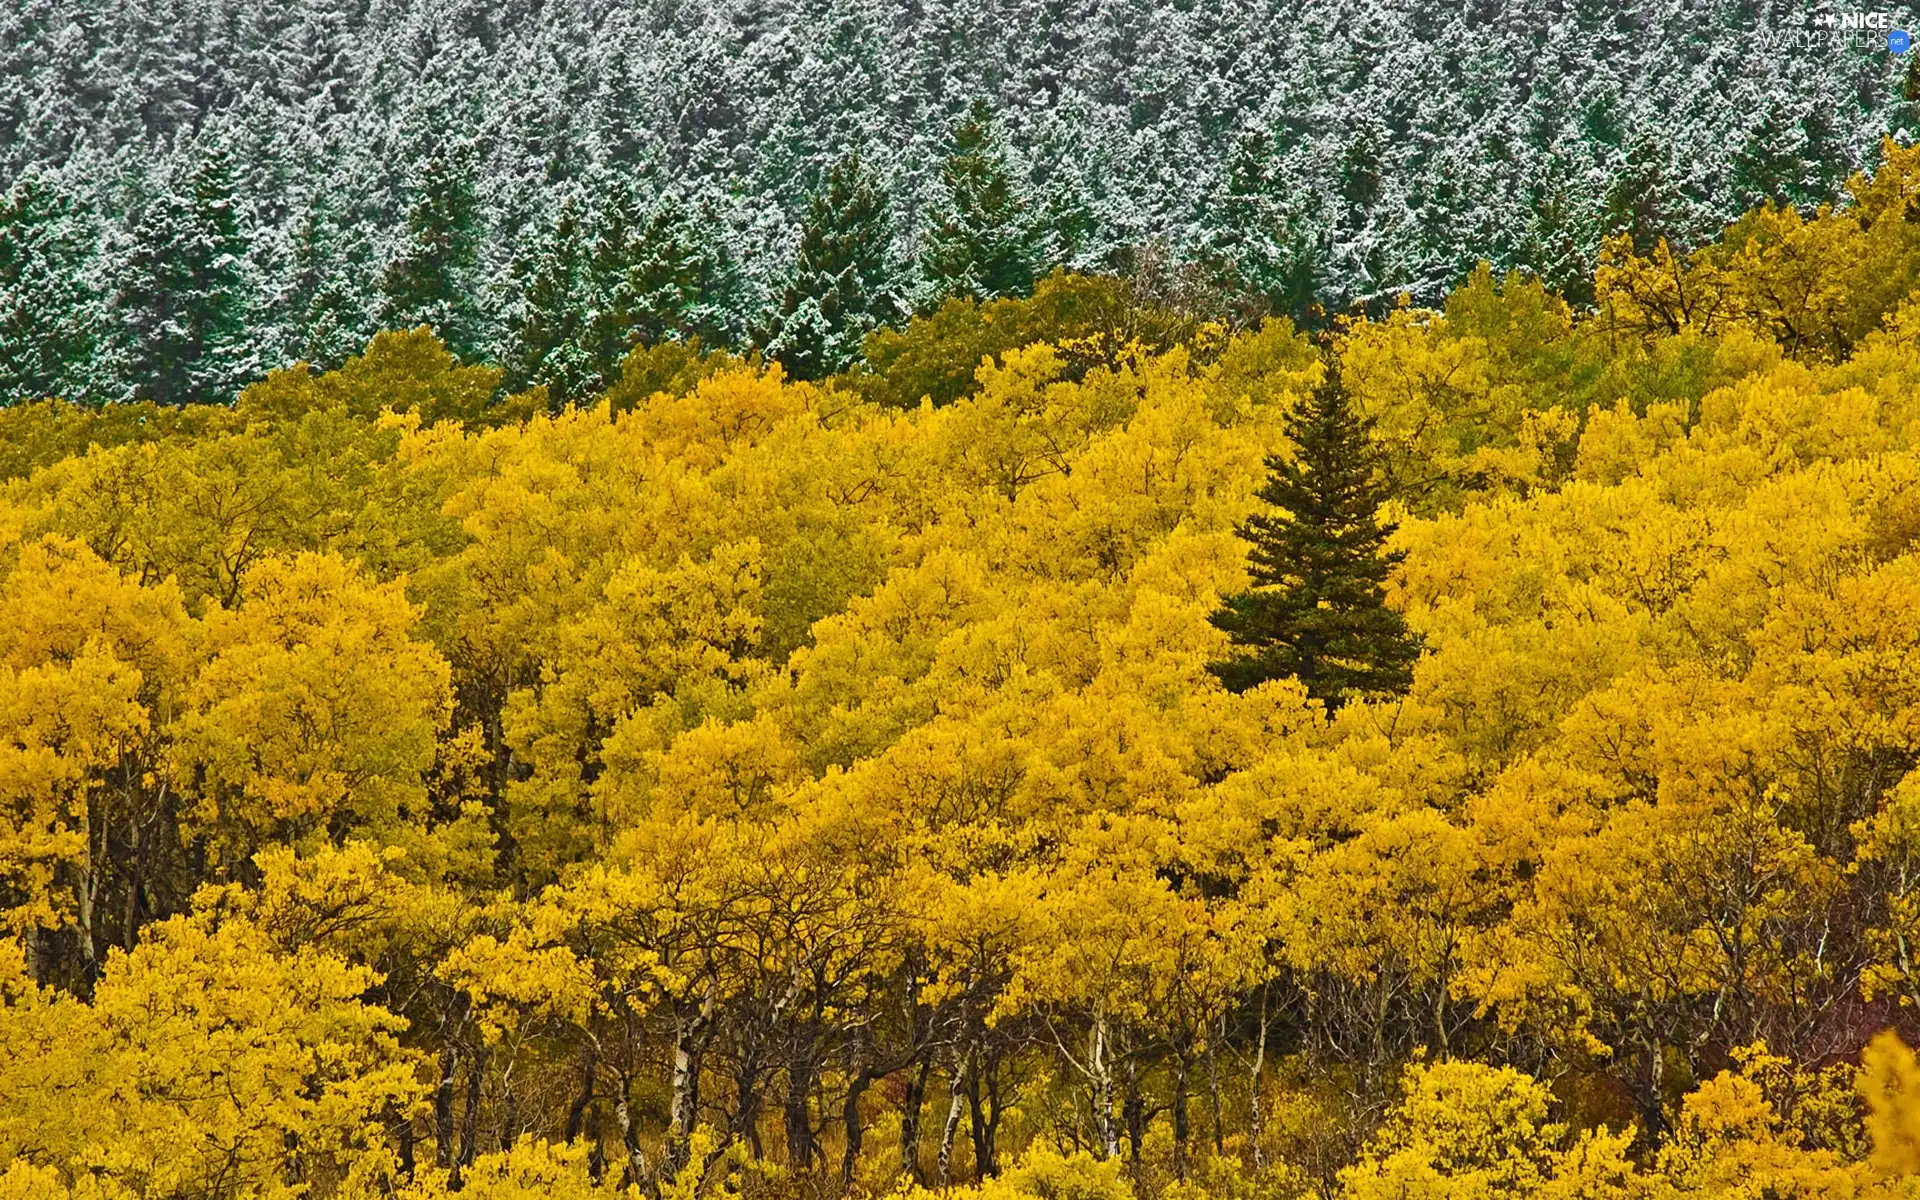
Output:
[920, 101, 1040, 306]
[589, 184, 740, 371]
[1208, 360, 1422, 708]
[1601, 134, 1675, 256]
[0, 173, 97, 402]
[1730, 102, 1812, 211]
[256, 194, 371, 373]
[378, 149, 482, 358]
[506, 195, 595, 402]
[1209, 130, 1321, 325]
[108, 138, 253, 404]
[765, 153, 901, 381]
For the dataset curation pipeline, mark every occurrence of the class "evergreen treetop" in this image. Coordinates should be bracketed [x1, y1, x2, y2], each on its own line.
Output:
[107, 136, 252, 405]
[504, 192, 595, 403]
[0, 172, 96, 403]
[378, 147, 482, 359]
[919, 100, 1039, 308]
[766, 152, 900, 381]
[1208, 357, 1422, 707]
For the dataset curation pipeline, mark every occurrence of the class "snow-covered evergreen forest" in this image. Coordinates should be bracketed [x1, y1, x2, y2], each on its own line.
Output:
[0, 0, 1909, 405]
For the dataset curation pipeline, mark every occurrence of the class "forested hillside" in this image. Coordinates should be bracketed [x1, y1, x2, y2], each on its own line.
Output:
[0, 0, 1910, 407]
[11, 132, 1920, 1196]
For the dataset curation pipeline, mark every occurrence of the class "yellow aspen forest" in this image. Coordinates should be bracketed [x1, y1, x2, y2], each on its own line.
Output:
[22, 143, 1920, 1200]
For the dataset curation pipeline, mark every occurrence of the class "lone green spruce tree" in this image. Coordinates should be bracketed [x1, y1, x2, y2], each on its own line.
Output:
[1208, 362, 1421, 708]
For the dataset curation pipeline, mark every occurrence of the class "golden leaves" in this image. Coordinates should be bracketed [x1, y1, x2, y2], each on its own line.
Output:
[172, 552, 453, 852]
[0, 909, 419, 1199]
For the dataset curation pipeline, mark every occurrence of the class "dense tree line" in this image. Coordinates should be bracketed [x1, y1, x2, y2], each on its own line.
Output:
[0, 0, 1911, 407]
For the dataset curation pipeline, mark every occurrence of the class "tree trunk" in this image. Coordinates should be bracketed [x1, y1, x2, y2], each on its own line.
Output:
[394, 1101, 416, 1179]
[1206, 1030, 1224, 1156]
[587, 1103, 607, 1183]
[1369, 970, 1392, 1088]
[938, 1054, 968, 1184]
[1171, 1056, 1190, 1180]
[841, 1066, 877, 1185]
[447, 1044, 478, 1182]
[663, 989, 714, 1181]
[1639, 1033, 1669, 1139]
[434, 1047, 459, 1169]
[966, 1054, 998, 1178]
[1090, 1012, 1119, 1161]
[74, 809, 98, 986]
[500, 1091, 520, 1151]
[985, 1062, 1006, 1177]
[454, 1044, 484, 1183]
[121, 837, 141, 950]
[565, 1045, 598, 1143]
[1122, 1062, 1145, 1166]
[785, 1051, 818, 1170]
[1250, 984, 1269, 1170]
[19, 926, 40, 989]
[901, 1056, 931, 1181]
[735, 1062, 765, 1159]
[614, 1068, 649, 1187]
